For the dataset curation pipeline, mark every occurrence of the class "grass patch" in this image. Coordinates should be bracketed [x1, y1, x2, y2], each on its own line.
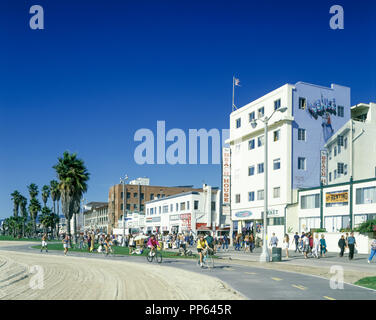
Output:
[30, 243, 205, 259]
[0, 235, 59, 242]
[355, 277, 376, 290]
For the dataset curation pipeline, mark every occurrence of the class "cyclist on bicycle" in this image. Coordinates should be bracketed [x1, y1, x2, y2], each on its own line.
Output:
[104, 235, 113, 255]
[147, 234, 160, 257]
[197, 235, 209, 267]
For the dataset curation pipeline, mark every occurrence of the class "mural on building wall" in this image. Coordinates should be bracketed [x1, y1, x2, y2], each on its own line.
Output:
[306, 95, 336, 141]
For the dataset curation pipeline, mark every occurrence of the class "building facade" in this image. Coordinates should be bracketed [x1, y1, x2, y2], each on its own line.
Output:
[144, 185, 223, 235]
[295, 177, 376, 233]
[108, 180, 201, 233]
[325, 102, 376, 184]
[228, 82, 351, 241]
[83, 202, 109, 233]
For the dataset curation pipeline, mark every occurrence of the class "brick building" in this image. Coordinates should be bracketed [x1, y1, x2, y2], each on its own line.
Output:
[108, 181, 201, 232]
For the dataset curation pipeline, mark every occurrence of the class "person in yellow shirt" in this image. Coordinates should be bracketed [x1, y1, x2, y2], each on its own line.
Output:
[196, 235, 209, 267]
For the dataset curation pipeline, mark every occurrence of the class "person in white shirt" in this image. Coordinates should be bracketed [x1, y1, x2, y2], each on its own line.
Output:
[312, 233, 320, 258]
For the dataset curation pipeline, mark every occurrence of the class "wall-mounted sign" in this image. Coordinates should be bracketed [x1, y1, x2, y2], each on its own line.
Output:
[169, 214, 180, 221]
[326, 192, 348, 203]
[234, 211, 252, 218]
[320, 150, 328, 185]
[222, 147, 231, 205]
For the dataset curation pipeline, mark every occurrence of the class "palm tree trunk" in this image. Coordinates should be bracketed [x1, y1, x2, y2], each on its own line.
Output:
[72, 213, 77, 244]
[67, 217, 72, 247]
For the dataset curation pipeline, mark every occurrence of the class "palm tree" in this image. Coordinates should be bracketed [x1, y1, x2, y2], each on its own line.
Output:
[27, 183, 39, 199]
[28, 198, 41, 236]
[50, 180, 60, 238]
[10, 190, 21, 217]
[19, 195, 28, 237]
[40, 207, 53, 234]
[41, 185, 50, 207]
[53, 151, 90, 244]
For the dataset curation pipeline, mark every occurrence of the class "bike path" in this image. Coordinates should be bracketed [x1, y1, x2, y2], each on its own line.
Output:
[0, 243, 375, 300]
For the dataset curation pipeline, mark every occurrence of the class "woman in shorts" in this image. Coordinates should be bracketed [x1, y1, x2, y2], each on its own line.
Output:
[62, 234, 69, 256]
[283, 234, 289, 258]
[41, 233, 48, 253]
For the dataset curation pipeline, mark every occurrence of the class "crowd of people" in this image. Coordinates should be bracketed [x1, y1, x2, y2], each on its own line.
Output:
[40, 229, 376, 264]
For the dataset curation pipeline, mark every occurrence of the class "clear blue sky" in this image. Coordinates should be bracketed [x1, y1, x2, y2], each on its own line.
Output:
[1, 0, 375, 218]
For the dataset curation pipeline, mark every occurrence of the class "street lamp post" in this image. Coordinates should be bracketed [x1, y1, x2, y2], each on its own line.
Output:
[120, 174, 128, 246]
[251, 106, 287, 263]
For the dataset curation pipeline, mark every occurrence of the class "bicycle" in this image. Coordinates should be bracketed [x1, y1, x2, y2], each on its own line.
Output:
[197, 248, 214, 269]
[146, 248, 162, 263]
[178, 245, 193, 257]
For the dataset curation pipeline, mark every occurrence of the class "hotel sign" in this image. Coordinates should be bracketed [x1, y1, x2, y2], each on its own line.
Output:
[326, 192, 348, 203]
[320, 150, 328, 185]
[222, 147, 231, 205]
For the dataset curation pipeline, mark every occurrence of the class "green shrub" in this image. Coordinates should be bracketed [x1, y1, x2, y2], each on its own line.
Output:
[355, 219, 376, 234]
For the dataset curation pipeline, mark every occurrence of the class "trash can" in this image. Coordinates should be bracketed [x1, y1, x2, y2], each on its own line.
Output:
[272, 247, 282, 262]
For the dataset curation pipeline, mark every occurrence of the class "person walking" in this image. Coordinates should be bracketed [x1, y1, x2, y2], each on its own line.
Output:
[235, 234, 241, 251]
[300, 232, 306, 253]
[244, 234, 249, 252]
[249, 233, 255, 253]
[62, 234, 69, 256]
[368, 238, 376, 263]
[338, 235, 346, 257]
[293, 232, 300, 253]
[41, 233, 48, 253]
[320, 234, 327, 257]
[303, 234, 310, 259]
[283, 234, 290, 258]
[78, 233, 84, 250]
[269, 233, 278, 248]
[222, 234, 229, 252]
[347, 232, 357, 260]
[312, 233, 320, 258]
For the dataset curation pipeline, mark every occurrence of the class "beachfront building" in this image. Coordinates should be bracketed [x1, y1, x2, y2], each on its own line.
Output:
[83, 202, 109, 233]
[325, 102, 376, 184]
[108, 178, 201, 233]
[227, 82, 351, 241]
[144, 185, 225, 236]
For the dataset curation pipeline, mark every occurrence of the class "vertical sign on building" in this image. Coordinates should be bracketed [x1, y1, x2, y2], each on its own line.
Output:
[320, 150, 328, 185]
[222, 147, 231, 205]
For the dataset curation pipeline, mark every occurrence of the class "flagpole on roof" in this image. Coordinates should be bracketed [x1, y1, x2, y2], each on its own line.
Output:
[232, 76, 236, 111]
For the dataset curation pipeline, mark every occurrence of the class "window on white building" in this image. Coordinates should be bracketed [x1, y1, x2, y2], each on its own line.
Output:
[248, 191, 255, 202]
[337, 162, 344, 174]
[337, 106, 344, 117]
[187, 201, 190, 210]
[258, 107, 264, 118]
[163, 205, 169, 213]
[257, 190, 264, 200]
[249, 112, 255, 122]
[298, 157, 306, 170]
[248, 165, 255, 176]
[248, 139, 255, 150]
[301, 194, 320, 209]
[273, 158, 281, 170]
[194, 200, 199, 210]
[356, 186, 376, 204]
[170, 204, 173, 212]
[298, 128, 306, 141]
[258, 135, 264, 147]
[273, 130, 280, 142]
[235, 194, 241, 203]
[273, 187, 280, 198]
[334, 146, 337, 157]
[344, 137, 348, 149]
[334, 169, 337, 180]
[299, 97, 306, 110]
[180, 202, 186, 210]
[258, 163, 264, 174]
[236, 118, 241, 128]
[274, 99, 281, 111]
